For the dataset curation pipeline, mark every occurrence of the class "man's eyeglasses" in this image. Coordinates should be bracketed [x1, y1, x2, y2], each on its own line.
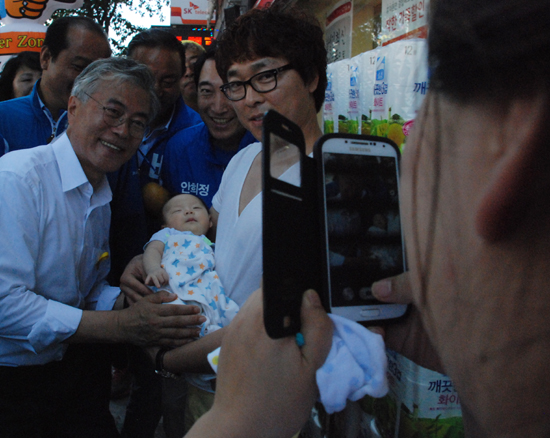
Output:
[84, 93, 147, 139]
[220, 64, 294, 102]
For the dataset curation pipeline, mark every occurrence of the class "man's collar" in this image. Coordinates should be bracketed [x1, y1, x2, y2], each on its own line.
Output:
[51, 133, 112, 204]
[145, 104, 176, 139]
[35, 79, 48, 113]
[52, 133, 88, 192]
[35, 79, 67, 124]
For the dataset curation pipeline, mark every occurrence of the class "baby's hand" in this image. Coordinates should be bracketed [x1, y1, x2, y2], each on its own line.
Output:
[145, 268, 169, 289]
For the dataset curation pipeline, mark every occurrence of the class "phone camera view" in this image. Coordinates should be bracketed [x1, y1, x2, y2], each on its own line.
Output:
[323, 152, 404, 307]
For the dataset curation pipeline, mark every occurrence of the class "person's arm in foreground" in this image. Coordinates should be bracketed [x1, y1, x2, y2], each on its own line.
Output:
[185, 288, 333, 438]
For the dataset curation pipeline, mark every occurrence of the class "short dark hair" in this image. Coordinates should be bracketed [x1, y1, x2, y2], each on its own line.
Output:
[429, 0, 550, 103]
[0, 51, 41, 101]
[44, 17, 108, 61]
[193, 42, 217, 88]
[215, 4, 327, 112]
[127, 29, 186, 76]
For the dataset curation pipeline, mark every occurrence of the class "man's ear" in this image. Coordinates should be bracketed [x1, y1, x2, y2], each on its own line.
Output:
[67, 95, 78, 117]
[475, 97, 548, 242]
[40, 46, 52, 71]
[307, 73, 319, 94]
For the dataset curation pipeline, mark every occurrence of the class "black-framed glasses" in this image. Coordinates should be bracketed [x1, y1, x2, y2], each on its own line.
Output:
[220, 64, 294, 102]
[84, 93, 147, 139]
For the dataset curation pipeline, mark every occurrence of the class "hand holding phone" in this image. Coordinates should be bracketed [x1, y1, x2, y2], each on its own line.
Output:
[262, 111, 407, 339]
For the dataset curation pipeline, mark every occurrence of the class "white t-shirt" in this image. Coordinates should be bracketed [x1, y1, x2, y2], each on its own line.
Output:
[212, 142, 301, 306]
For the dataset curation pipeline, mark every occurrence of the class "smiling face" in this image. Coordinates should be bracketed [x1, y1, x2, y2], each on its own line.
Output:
[12, 65, 41, 98]
[198, 59, 246, 149]
[67, 80, 151, 188]
[162, 194, 212, 236]
[40, 25, 111, 116]
[130, 46, 183, 126]
[225, 56, 319, 143]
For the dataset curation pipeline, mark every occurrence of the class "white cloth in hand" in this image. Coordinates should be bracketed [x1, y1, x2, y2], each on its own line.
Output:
[207, 313, 388, 414]
[318, 314, 387, 413]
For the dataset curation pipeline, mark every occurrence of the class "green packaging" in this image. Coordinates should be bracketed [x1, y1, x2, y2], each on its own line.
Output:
[360, 350, 464, 438]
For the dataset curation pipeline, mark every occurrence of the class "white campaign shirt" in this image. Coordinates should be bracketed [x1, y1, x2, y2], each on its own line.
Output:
[0, 133, 120, 366]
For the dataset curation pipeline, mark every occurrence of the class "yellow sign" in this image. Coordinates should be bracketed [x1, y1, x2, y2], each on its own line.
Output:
[0, 31, 44, 56]
[0, 0, 83, 66]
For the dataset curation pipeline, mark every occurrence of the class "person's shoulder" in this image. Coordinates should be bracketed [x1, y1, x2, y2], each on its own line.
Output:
[0, 145, 55, 188]
[172, 98, 202, 131]
[226, 141, 261, 169]
[164, 123, 209, 164]
[167, 122, 208, 148]
[1, 144, 52, 169]
[235, 141, 261, 158]
[213, 142, 261, 208]
[0, 93, 33, 115]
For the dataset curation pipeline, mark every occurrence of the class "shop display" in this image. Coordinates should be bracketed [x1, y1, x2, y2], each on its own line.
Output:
[323, 39, 428, 152]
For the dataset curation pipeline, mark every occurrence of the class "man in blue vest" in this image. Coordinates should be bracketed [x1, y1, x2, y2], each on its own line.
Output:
[158, 45, 256, 438]
[0, 17, 111, 154]
[161, 45, 256, 209]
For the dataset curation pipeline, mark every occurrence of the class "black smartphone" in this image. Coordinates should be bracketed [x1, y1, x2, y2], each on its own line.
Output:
[262, 110, 324, 339]
[316, 134, 408, 322]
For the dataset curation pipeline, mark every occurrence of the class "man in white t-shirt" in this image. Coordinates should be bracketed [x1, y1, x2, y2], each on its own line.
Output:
[209, 5, 327, 306]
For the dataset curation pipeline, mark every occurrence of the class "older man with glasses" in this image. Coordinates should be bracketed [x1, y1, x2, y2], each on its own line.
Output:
[0, 57, 205, 437]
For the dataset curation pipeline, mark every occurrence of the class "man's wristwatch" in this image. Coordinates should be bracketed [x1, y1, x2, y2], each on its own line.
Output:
[155, 347, 179, 379]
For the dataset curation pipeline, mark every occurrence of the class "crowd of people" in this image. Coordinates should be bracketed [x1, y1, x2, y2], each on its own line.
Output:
[0, 0, 549, 437]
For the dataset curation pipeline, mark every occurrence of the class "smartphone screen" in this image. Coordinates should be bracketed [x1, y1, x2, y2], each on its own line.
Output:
[319, 136, 407, 321]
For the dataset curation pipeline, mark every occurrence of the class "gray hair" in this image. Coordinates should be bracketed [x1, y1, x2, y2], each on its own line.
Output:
[71, 57, 160, 122]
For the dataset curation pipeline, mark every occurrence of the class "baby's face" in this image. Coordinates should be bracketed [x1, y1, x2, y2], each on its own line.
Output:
[163, 194, 212, 236]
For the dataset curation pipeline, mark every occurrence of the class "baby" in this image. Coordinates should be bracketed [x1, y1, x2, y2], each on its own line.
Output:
[143, 193, 239, 336]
